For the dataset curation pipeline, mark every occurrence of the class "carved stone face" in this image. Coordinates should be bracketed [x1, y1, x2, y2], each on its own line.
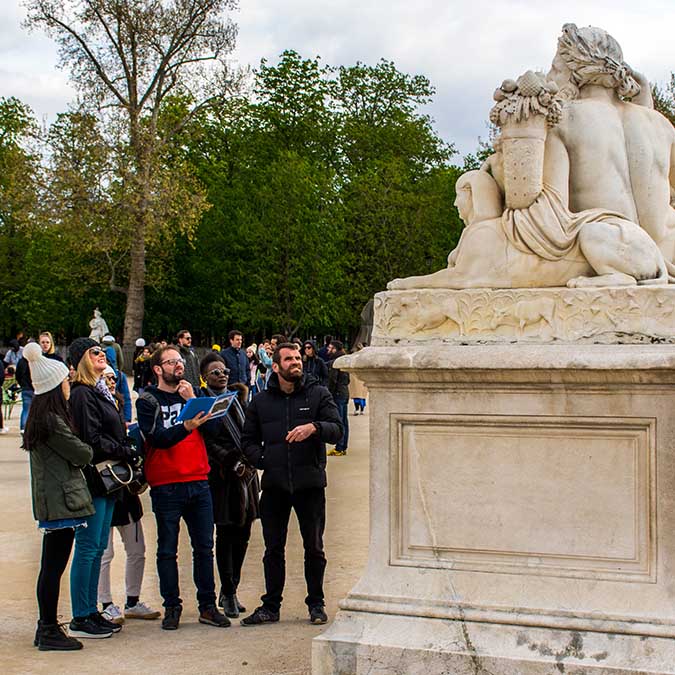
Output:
[454, 184, 473, 224]
[547, 53, 572, 90]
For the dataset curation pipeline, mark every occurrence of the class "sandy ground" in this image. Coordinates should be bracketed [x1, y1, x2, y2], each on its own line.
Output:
[0, 401, 369, 675]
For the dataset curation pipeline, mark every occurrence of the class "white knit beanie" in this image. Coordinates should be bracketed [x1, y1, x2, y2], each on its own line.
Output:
[23, 343, 69, 395]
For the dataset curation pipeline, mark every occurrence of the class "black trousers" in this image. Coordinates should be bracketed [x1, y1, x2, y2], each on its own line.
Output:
[215, 521, 252, 595]
[260, 487, 326, 612]
[37, 527, 75, 624]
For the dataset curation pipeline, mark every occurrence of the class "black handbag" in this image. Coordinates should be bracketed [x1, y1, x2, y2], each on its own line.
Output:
[94, 459, 146, 495]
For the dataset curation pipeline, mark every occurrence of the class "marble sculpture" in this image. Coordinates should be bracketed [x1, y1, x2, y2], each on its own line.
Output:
[389, 23, 675, 291]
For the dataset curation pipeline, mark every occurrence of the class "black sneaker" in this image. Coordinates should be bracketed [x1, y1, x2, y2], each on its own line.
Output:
[68, 616, 113, 639]
[161, 605, 182, 630]
[309, 605, 328, 624]
[198, 605, 231, 627]
[38, 622, 83, 651]
[90, 611, 122, 633]
[240, 606, 280, 626]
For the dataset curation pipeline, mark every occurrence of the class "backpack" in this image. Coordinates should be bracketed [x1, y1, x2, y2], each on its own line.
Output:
[128, 390, 162, 456]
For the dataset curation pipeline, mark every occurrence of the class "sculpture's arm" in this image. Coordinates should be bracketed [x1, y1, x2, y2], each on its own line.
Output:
[542, 129, 570, 205]
[627, 68, 653, 109]
[670, 140, 675, 208]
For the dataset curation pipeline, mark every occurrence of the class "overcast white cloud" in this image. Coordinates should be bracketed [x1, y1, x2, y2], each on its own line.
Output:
[1, 0, 674, 156]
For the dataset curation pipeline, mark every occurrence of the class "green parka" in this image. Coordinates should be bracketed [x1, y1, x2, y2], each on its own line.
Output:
[29, 415, 95, 522]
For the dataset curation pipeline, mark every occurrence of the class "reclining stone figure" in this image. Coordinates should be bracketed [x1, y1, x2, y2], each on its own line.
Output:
[389, 23, 675, 291]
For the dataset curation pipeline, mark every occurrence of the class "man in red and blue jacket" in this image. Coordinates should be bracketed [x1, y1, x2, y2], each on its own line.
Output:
[136, 345, 229, 631]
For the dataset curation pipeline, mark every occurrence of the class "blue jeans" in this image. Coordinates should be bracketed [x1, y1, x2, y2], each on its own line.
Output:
[70, 495, 115, 618]
[150, 480, 216, 610]
[335, 397, 349, 452]
[20, 389, 34, 431]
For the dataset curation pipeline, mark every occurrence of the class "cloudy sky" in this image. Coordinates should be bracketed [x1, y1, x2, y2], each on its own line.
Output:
[1, 0, 674, 158]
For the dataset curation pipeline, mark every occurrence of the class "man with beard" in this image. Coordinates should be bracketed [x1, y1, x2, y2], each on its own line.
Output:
[136, 345, 229, 631]
[176, 329, 201, 389]
[240, 343, 343, 626]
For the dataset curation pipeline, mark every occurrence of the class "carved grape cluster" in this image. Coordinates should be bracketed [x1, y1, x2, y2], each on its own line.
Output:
[490, 70, 563, 129]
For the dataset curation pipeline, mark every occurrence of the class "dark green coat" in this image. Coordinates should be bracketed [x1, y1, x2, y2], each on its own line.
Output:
[29, 415, 95, 522]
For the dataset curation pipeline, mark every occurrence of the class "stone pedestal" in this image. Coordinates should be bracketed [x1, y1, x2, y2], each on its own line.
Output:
[313, 344, 675, 674]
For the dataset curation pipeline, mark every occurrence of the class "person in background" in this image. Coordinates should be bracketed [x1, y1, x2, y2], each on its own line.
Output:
[23, 342, 94, 651]
[212, 344, 221, 353]
[349, 343, 368, 415]
[302, 340, 328, 387]
[39, 332, 64, 363]
[221, 330, 249, 388]
[4, 338, 22, 368]
[326, 340, 350, 457]
[176, 329, 201, 389]
[199, 353, 260, 618]
[0, 357, 5, 434]
[15, 344, 35, 433]
[98, 366, 160, 625]
[133, 345, 154, 394]
[317, 335, 333, 363]
[67, 337, 140, 639]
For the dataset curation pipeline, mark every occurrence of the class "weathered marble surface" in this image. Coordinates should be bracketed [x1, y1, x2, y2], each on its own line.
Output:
[373, 287, 675, 344]
[314, 613, 675, 674]
[313, 344, 675, 674]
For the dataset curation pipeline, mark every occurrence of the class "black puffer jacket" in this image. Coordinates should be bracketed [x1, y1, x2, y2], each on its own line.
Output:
[69, 382, 136, 498]
[242, 373, 343, 493]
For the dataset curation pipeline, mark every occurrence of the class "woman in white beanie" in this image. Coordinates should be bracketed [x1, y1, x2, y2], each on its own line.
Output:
[22, 342, 94, 651]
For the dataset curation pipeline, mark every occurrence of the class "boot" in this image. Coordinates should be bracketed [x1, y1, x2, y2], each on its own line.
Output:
[37, 621, 83, 651]
[222, 594, 239, 618]
[235, 594, 246, 613]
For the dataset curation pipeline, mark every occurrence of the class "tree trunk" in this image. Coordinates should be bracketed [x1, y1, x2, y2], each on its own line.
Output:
[122, 222, 146, 351]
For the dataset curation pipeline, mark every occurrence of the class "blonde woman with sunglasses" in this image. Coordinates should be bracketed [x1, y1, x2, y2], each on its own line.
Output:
[65, 338, 141, 639]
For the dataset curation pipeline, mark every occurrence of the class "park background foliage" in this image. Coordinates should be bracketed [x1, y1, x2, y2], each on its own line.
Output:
[3, 0, 673, 349]
[0, 50, 467, 345]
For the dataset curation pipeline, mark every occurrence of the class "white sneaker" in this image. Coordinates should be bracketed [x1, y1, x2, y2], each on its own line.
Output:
[125, 601, 161, 620]
[0, 428, 8, 434]
[101, 604, 125, 625]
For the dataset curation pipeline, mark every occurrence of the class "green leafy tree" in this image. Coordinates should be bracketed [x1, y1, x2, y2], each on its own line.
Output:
[24, 0, 238, 348]
[0, 97, 41, 337]
[653, 75, 675, 127]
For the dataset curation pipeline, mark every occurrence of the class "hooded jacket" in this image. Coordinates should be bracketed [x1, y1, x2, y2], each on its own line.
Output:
[242, 372, 343, 493]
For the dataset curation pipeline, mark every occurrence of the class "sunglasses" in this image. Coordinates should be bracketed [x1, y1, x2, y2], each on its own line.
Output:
[104, 374, 117, 381]
[208, 368, 229, 377]
[89, 347, 105, 357]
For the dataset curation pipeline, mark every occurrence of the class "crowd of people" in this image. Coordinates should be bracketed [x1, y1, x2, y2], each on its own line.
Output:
[1, 328, 367, 651]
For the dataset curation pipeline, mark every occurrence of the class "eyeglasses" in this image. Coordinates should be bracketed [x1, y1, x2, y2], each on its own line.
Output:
[160, 358, 185, 367]
[89, 347, 105, 357]
[208, 368, 229, 377]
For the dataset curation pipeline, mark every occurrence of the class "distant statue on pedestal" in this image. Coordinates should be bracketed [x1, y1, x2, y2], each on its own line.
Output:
[88, 307, 109, 342]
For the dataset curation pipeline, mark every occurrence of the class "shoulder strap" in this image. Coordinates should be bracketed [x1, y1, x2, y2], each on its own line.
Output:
[138, 390, 162, 440]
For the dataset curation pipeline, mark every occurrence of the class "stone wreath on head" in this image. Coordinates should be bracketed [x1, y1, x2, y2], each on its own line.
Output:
[557, 23, 640, 99]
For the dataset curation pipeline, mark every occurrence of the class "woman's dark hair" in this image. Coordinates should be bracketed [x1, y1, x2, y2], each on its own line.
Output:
[199, 351, 226, 376]
[23, 385, 74, 451]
